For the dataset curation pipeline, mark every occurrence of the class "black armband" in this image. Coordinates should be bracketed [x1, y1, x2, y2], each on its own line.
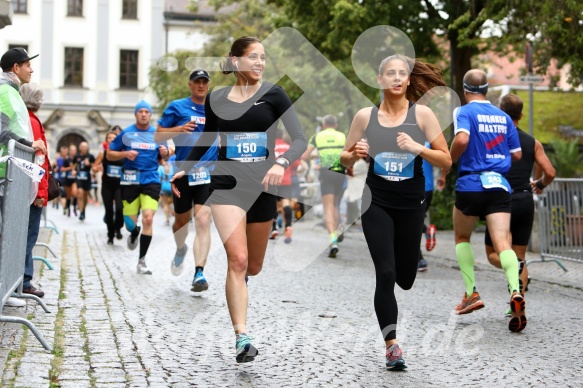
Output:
[536, 179, 547, 190]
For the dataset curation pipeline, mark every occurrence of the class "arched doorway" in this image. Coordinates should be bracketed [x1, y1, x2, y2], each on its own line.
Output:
[56, 132, 87, 153]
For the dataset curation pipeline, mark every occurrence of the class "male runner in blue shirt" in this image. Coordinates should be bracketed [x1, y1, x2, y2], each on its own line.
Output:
[440, 69, 526, 332]
[155, 69, 217, 291]
[108, 100, 170, 274]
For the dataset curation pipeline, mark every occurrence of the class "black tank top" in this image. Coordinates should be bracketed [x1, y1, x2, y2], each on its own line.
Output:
[101, 150, 123, 186]
[507, 127, 535, 192]
[364, 103, 426, 210]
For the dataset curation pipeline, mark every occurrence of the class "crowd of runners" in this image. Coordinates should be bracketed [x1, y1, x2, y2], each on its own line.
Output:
[42, 36, 556, 370]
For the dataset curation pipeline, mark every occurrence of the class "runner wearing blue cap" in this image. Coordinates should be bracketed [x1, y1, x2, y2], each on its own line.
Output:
[107, 100, 171, 274]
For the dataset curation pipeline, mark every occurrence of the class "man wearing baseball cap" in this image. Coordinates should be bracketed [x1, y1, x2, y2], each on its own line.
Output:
[0, 47, 45, 176]
[155, 68, 217, 292]
[0, 47, 45, 307]
[1, 47, 39, 73]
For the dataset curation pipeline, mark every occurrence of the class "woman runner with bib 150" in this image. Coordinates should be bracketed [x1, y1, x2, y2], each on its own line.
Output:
[171, 36, 306, 363]
[340, 54, 451, 370]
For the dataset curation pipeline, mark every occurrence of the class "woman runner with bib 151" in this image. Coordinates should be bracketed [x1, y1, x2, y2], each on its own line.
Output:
[340, 54, 451, 370]
[171, 36, 306, 363]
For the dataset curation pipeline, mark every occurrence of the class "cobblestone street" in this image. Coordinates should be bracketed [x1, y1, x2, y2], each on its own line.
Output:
[1, 203, 582, 387]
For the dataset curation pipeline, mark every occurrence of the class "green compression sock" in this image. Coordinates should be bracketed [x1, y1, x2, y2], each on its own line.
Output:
[500, 250, 520, 294]
[330, 232, 338, 243]
[456, 242, 475, 297]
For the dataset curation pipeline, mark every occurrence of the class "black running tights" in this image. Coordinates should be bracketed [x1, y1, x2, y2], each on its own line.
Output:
[361, 202, 425, 341]
[102, 185, 123, 238]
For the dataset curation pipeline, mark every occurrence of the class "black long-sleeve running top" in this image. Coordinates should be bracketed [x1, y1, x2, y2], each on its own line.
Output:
[180, 82, 306, 189]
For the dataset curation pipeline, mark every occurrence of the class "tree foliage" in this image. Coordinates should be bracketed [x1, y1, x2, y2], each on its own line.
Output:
[549, 138, 583, 178]
[150, 0, 583, 123]
[148, 51, 198, 114]
[486, 0, 583, 87]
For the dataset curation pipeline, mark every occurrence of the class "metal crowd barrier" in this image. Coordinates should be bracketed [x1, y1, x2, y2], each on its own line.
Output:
[0, 140, 52, 351]
[35, 204, 60, 270]
[536, 178, 583, 271]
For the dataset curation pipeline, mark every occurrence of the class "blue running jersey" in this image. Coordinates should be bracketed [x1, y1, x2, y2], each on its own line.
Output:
[109, 125, 167, 185]
[454, 101, 521, 192]
[157, 97, 218, 165]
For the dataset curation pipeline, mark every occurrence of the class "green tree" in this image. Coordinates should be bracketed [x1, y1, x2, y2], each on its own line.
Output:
[549, 138, 583, 178]
[148, 50, 198, 114]
[486, 0, 583, 88]
[151, 1, 583, 137]
[268, 0, 504, 104]
[268, 0, 583, 100]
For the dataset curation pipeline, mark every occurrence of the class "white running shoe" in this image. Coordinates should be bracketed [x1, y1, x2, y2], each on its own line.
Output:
[171, 244, 187, 276]
[5, 297, 26, 307]
[137, 258, 152, 275]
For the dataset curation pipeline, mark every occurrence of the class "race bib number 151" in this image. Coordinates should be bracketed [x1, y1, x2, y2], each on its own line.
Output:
[373, 152, 415, 181]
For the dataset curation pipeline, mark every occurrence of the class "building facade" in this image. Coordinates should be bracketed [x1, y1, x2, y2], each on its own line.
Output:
[1, 0, 215, 154]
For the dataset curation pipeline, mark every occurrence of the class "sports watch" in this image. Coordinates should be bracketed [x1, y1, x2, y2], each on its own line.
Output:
[275, 157, 290, 169]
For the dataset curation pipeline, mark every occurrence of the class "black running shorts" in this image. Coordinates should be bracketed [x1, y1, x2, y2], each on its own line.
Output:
[172, 175, 211, 214]
[455, 190, 511, 218]
[484, 191, 534, 247]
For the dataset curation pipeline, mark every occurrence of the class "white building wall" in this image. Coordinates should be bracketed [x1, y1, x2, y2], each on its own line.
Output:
[1, 0, 42, 76]
[167, 26, 210, 53]
[0, 0, 214, 152]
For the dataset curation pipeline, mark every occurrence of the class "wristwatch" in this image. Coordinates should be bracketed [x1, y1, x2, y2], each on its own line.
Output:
[275, 157, 289, 169]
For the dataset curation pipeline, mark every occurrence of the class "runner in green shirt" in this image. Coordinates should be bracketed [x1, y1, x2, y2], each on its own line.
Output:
[302, 114, 347, 258]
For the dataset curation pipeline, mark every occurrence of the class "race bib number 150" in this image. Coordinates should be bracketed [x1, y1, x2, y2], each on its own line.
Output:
[226, 133, 268, 162]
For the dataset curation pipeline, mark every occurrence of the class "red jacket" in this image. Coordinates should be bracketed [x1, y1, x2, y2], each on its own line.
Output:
[28, 110, 49, 206]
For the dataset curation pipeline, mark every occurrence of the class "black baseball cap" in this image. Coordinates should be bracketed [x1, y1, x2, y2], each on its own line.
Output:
[1, 47, 39, 71]
[189, 69, 210, 81]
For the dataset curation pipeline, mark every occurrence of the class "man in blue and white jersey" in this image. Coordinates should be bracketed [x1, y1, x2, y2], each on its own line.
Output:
[440, 69, 526, 332]
[108, 100, 170, 275]
[155, 69, 217, 292]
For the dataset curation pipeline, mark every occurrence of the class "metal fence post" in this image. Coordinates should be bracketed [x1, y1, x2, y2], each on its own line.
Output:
[532, 178, 583, 271]
[0, 140, 52, 351]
